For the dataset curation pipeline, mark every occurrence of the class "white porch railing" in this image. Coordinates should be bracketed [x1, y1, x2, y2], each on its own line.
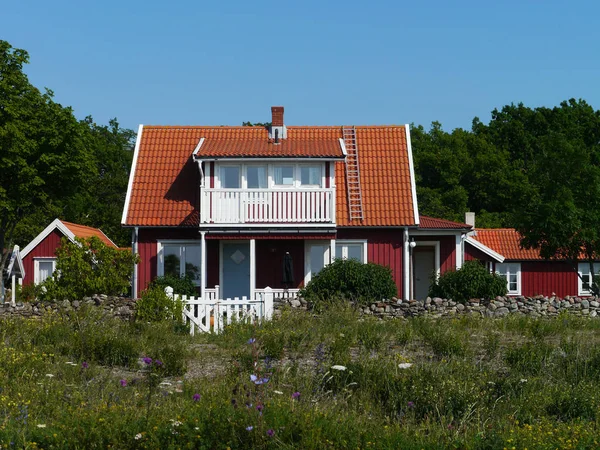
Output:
[254, 287, 300, 301]
[201, 188, 336, 224]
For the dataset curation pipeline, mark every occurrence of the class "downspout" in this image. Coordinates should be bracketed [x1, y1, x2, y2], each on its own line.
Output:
[403, 227, 410, 301]
[132, 227, 139, 299]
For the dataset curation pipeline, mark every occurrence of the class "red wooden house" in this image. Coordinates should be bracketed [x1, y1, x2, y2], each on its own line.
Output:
[465, 226, 593, 297]
[20, 218, 119, 286]
[121, 106, 474, 300]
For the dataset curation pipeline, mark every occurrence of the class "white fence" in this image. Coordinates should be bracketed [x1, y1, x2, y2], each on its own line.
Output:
[201, 188, 336, 224]
[166, 286, 300, 335]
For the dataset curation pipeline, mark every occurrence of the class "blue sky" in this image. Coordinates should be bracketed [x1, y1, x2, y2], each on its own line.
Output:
[2, 0, 599, 131]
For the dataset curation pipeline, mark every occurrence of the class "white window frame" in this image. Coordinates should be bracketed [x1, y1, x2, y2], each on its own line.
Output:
[157, 240, 202, 286]
[304, 241, 331, 285]
[496, 262, 521, 296]
[215, 163, 325, 190]
[578, 262, 600, 296]
[334, 240, 368, 263]
[34, 257, 56, 285]
[218, 165, 242, 189]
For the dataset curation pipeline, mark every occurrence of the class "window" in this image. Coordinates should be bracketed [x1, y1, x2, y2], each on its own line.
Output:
[578, 262, 600, 295]
[335, 241, 367, 263]
[274, 165, 294, 186]
[34, 258, 56, 285]
[247, 166, 267, 189]
[158, 242, 201, 285]
[300, 166, 322, 187]
[220, 166, 240, 188]
[496, 263, 521, 295]
[304, 241, 330, 284]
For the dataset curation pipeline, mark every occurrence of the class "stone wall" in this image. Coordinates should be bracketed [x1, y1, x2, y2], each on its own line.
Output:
[275, 295, 600, 319]
[0, 294, 135, 320]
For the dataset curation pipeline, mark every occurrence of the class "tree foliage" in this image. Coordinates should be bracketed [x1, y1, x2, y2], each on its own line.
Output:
[40, 236, 139, 300]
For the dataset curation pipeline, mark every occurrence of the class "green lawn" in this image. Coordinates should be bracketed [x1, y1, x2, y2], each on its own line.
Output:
[2, 305, 600, 449]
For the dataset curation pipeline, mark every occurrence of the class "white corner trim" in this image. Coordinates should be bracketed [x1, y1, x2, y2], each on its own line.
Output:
[465, 237, 505, 263]
[121, 124, 144, 225]
[6, 245, 25, 278]
[339, 138, 348, 156]
[21, 219, 77, 258]
[405, 124, 419, 226]
[192, 137, 205, 157]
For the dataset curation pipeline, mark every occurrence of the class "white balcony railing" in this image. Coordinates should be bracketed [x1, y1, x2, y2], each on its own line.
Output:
[201, 188, 336, 224]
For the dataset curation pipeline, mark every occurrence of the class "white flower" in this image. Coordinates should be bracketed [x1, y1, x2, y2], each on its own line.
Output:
[520, 378, 528, 383]
[331, 365, 347, 371]
[273, 390, 284, 395]
[45, 374, 54, 378]
[159, 381, 172, 386]
[170, 420, 182, 427]
[65, 361, 77, 366]
[398, 363, 413, 369]
[37, 424, 46, 428]
[135, 433, 143, 440]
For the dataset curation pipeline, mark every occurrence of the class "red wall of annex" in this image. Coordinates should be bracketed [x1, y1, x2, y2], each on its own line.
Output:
[22, 230, 65, 285]
[464, 244, 494, 263]
[521, 262, 579, 298]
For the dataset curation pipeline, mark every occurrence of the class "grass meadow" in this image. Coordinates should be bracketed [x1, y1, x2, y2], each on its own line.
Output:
[2, 305, 600, 448]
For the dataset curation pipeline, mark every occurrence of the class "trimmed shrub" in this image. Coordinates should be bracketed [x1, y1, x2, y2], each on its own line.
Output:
[149, 275, 198, 297]
[299, 258, 397, 306]
[428, 260, 507, 303]
[136, 286, 183, 323]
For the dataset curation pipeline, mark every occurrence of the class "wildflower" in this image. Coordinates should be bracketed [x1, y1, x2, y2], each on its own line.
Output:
[82, 361, 89, 369]
[292, 391, 301, 400]
[267, 429, 275, 437]
[250, 374, 269, 385]
[135, 433, 142, 440]
[246, 426, 254, 431]
[36, 424, 46, 428]
[331, 365, 346, 371]
[193, 393, 201, 401]
[247, 338, 256, 344]
[520, 378, 528, 383]
[407, 401, 415, 408]
[45, 374, 54, 378]
[120, 379, 127, 387]
[143, 357, 153, 365]
[273, 390, 283, 395]
[154, 360, 163, 367]
[256, 403, 264, 412]
[398, 363, 413, 369]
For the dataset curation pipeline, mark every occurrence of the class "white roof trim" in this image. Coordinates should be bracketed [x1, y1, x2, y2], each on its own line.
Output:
[121, 124, 144, 225]
[6, 245, 25, 278]
[21, 219, 77, 258]
[192, 137, 205, 157]
[465, 237, 505, 263]
[338, 138, 348, 156]
[405, 124, 420, 225]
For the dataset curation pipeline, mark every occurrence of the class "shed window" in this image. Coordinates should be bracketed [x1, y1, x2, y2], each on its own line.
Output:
[496, 263, 521, 295]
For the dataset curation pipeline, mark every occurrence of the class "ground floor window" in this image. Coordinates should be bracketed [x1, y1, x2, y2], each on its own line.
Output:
[158, 241, 201, 285]
[335, 240, 367, 263]
[34, 258, 56, 285]
[578, 262, 600, 295]
[496, 263, 521, 295]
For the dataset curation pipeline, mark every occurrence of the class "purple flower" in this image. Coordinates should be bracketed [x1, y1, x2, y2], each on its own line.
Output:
[81, 361, 89, 369]
[250, 374, 269, 385]
[143, 357, 152, 365]
[154, 360, 163, 367]
[120, 379, 127, 387]
[256, 403, 264, 412]
[247, 338, 256, 344]
[407, 401, 415, 408]
[246, 426, 253, 431]
[267, 429, 275, 437]
[292, 391, 300, 400]
[193, 393, 201, 402]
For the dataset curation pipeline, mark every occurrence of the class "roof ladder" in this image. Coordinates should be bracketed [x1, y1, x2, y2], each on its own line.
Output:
[342, 126, 364, 221]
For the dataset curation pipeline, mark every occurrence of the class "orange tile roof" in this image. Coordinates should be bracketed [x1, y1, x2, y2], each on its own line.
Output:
[124, 125, 417, 227]
[62, 221, 118, 248]
[470, 229, 541, 260]
[419, 216, 471, 230]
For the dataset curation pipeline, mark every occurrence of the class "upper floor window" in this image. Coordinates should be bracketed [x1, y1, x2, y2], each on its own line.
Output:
[247, 166, 267, 189]
[274, 166, 294, 186]
[220, 166, 240, 189]
[300, 166, 322, 187]
[216, 163, 325, 189]
[496, 263, 521, 295]
[578, 262, 600, 295]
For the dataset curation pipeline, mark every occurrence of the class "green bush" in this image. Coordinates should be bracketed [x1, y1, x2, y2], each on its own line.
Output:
[149, 274, 198, 297]
[136, 286, 183, 323]
[299, 259, 397, 306]
[428, 260, 507, 303]
[40, 236, 139, 300]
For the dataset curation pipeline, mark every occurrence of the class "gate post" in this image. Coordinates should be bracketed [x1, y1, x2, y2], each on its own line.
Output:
[263, 286, 274, 320]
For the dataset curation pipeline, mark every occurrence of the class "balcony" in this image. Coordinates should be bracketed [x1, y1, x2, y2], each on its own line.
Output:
[201, 188, 336, 225]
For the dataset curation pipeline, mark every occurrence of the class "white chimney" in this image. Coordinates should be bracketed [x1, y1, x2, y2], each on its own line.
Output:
[465, 212, 475, 228]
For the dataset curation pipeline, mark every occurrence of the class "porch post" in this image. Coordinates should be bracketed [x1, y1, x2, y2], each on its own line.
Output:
[455, 233, 463, 269]
[403, 228, 410, 301]
[132, 227, 138, 299]
[250, 239, 256, 300]
[330, 238, 336, 263]
[200, 231, 206, 299]
[11, 274, 16, 306]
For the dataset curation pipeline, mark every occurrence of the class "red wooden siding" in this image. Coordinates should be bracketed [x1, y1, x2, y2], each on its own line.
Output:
[413, 235, 456, 274]
[337, 229, 403, 296]
[256, 240, 304, 289]
[22, 230, 66, 285]
[464, 244, 494, 263]
[521, 262, 578, 297]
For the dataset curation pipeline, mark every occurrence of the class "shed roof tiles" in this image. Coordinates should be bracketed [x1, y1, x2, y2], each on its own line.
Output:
[469, 229, 541, 260]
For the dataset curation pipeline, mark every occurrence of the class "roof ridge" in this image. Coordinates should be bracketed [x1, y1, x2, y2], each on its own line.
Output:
[141, 124, 407, 129]
[61, 220, 104, 232]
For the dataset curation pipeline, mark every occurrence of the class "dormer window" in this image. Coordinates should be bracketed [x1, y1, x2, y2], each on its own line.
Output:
[220, 166, 240, 188]
[247, 166, 267, 189]
[274, 166, 294, 186]
[300, 166, 322, 187]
